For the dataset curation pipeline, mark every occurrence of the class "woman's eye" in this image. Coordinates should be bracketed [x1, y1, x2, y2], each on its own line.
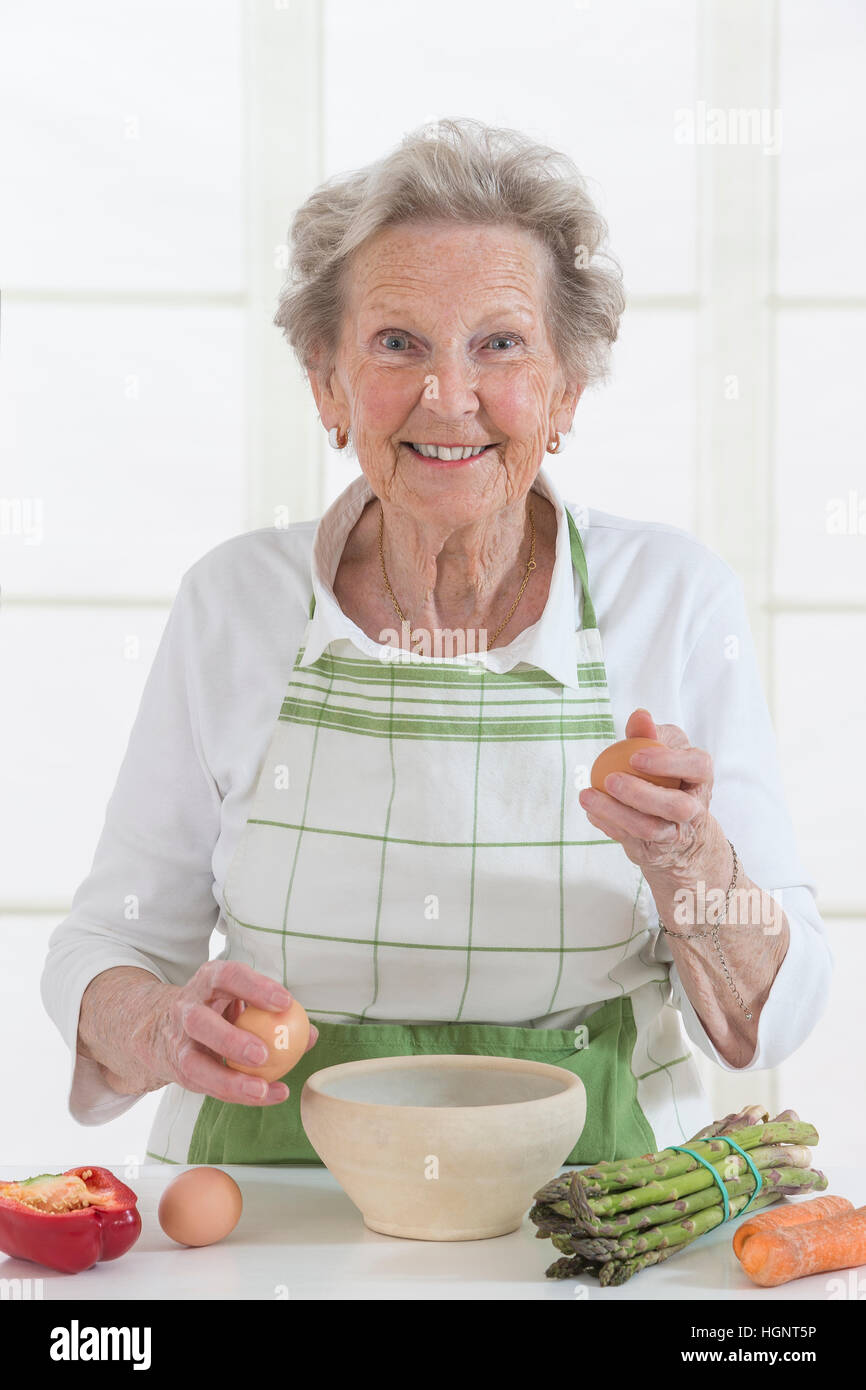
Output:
[380, 332, 412, 351]
[486, 335, 519, 350]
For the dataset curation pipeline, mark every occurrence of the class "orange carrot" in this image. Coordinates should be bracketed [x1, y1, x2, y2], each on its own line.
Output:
[732, 1194, 854, 1259]
[737, 1204, 866, 1287]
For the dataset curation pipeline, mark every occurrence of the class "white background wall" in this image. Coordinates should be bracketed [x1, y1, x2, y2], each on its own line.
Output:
[1, 0, 864, 1168]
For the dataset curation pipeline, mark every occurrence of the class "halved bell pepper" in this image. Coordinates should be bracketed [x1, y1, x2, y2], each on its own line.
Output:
[0, 1166, 141, 1274]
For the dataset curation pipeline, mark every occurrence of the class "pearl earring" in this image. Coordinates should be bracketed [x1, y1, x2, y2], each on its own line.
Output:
[328, 425, 349, 450]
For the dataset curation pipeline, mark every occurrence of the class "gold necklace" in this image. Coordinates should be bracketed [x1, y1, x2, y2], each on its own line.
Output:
[377, 503, 537, 651]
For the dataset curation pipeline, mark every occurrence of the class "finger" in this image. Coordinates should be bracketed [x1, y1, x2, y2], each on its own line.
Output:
[624, 707, 658, 741]
[651, 722, 691, 750]
[177, 1044, 291, 1106]
[581, 788, 680, 843]
[627, 745, 712, 785]
[197, 960, 293, 1012]
[596, 772, 702, 822]
[182, 1000, 271, 1068]
[224, 997, 244, 1026]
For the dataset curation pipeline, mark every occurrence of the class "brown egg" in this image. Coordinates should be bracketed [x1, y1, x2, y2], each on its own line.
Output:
[590, 737, 682, 792]
[225, 1001, 312, 1083]
[158, 1167, 243, 1248]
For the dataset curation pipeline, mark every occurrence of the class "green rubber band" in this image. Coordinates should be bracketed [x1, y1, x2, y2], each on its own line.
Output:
[669, 1144, 730, 1222]
[708, 1135, 765, 1217]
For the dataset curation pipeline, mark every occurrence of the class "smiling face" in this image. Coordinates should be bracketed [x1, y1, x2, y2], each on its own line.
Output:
[311, 221, 582, 531]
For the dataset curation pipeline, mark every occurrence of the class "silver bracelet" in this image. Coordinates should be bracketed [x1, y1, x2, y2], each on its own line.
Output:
[658, 840, 752, 1021]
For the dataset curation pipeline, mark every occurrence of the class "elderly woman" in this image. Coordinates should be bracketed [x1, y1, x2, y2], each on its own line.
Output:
[43, 120, 831, 1165]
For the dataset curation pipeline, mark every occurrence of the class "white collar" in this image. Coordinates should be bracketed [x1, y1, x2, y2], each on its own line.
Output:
[300, 464, 586, 690]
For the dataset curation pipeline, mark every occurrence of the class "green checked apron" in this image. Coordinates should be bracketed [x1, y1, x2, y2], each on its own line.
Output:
[148, 497, 711, 1167]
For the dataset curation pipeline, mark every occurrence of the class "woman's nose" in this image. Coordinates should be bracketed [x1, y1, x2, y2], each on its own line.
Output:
[422, 356, 480, 416]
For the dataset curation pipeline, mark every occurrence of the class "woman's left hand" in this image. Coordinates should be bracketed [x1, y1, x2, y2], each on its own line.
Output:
[578, 708, 714, 877]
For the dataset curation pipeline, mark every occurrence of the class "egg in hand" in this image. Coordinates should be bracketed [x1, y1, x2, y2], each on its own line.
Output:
[590, 737, 682, 793]
[225, 1000, 313, 1084]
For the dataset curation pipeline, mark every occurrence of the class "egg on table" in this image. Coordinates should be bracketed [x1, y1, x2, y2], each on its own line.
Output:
[158, 1167, 243, 1248]
[590, 737, 682, 793]
[225, 1000, 312, 1083]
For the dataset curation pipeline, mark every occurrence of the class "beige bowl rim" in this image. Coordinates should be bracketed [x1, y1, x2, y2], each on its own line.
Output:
[301, 1052, 585, 1114]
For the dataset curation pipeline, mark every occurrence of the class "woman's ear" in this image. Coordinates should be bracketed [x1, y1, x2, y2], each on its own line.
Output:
[551, 380, 585, 438]
[307, 349, 346, 432]
[306, 350, 330, 419]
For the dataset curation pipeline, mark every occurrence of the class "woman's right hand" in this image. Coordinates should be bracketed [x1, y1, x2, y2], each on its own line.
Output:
[78, 962, 319, 1105]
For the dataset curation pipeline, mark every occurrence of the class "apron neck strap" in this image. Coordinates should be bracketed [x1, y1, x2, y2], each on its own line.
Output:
[564, 504, 597, 631]
[306, 501, 596, 630]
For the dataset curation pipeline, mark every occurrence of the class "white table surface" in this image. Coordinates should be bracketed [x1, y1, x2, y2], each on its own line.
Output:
[2, 1163, 863, 1301]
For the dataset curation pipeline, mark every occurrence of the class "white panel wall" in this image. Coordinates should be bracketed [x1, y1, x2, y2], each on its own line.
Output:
[2, 0, 863, 1165]
[1, 0, 249, 1162]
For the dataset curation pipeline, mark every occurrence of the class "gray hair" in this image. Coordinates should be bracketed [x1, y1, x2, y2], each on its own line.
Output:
[274, 118, 625, 390]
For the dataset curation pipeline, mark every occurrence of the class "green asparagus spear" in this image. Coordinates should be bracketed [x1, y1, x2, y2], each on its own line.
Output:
[545, 1254, 593, 1279]
[543, 1167, 779, 1240]
[544, 1173, 825, 1281]
[579, 1122, 817, 1194]
[532, 1105, 786, 1208]
[595, 1189, 783, 1285]
[533, 1173, 578, 1205]
[577, 1104, 771, 1189]
[576, 1133, 819, 1215]
[536, 1108, 824, 1286]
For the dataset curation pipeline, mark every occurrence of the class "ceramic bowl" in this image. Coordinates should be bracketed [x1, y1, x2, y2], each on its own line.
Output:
[299, 1054, 585, 1241]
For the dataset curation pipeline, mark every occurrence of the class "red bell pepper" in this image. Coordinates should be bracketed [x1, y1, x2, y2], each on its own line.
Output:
[0, 1165, 141, 1274]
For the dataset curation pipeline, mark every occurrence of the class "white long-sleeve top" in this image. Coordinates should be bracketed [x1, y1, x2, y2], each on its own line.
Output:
[41, 467, 833, 1132]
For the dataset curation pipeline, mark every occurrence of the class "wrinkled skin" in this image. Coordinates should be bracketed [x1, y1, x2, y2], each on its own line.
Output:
[78, 962, 318, 1106]
[310, 220, 583, 642]
[579, 707, 712, 877]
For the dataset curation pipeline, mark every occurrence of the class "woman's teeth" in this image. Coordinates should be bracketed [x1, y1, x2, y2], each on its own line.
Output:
[409, 443, 492, 460]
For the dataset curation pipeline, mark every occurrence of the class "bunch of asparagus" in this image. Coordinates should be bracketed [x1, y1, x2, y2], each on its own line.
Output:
[530, 1104, 828, 1286]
